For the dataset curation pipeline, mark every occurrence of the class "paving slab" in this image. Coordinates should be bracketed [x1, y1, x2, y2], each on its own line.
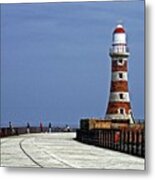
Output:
[0, 132, 145, 170]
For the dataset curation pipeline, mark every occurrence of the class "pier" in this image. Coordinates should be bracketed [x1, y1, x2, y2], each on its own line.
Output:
[1, 132, 144, 169]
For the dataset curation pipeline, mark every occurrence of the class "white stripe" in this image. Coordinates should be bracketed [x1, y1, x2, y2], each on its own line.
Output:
[111, 58, 128, 61]
[105, 114, 134, 124]
[109, 92, 130, 102]
[112, 71, 128, 81]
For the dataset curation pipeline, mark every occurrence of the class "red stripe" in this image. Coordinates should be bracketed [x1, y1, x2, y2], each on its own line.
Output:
[110, 81, 129, 92]
[113, 27, 125, 34]
[106, 102, 131, 114]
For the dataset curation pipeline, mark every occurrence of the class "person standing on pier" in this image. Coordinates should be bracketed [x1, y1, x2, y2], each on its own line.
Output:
[9, 121, 12, 135]
[26, 122, 30, 133]
[9, 121, 15, 135]
[48, 122, 52, 133]
[40, 122, 43, 133]
[9, 121, 12, 130]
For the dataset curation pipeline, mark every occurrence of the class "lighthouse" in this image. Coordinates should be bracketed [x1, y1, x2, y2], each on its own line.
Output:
[105, 24, 135, 124]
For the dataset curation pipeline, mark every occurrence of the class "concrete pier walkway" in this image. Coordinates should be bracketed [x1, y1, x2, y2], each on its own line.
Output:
[1, 132, 145, 170]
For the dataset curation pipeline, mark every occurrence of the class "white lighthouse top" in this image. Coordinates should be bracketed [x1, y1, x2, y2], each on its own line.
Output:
[112, 24, 127, 45]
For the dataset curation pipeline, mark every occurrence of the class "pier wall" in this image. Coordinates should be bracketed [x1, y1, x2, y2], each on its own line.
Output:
[76, 127, 145, 158]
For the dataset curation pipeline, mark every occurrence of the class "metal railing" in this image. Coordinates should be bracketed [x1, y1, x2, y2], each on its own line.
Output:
[109, 46, 129, 55]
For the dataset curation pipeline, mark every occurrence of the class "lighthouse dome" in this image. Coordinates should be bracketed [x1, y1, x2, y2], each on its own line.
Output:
[113, 24, 125, 34]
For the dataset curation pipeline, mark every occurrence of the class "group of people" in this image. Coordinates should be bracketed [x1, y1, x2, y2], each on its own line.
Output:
[26, 122, 52, 133]
[8, 122, 71, 134]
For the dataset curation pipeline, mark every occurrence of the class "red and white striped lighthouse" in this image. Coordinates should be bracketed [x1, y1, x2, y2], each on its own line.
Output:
[105, 24, 135, 124]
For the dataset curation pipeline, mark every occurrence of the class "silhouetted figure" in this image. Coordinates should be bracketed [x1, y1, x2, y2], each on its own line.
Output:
[26, 122, 30, 133]
[9, 121, 12, 130]
[9, 121, 12, 135]
[40, 122, 43, 133]
[48, 122, 52, 133]
[8, 121, 15, 135]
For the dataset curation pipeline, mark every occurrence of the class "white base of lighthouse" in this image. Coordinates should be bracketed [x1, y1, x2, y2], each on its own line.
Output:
[105, 114, 134, 124]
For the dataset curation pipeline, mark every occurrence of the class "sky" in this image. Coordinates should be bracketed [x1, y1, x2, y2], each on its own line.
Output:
[1, 1, 144, 127]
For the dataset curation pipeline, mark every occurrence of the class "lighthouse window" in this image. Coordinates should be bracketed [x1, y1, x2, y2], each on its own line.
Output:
[119, 59, 123, 63]
[118, 59, 124, 65]
[120, 109, 124, 114]
[119, 73, 123, 79]
[119, 93, 124, 99]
